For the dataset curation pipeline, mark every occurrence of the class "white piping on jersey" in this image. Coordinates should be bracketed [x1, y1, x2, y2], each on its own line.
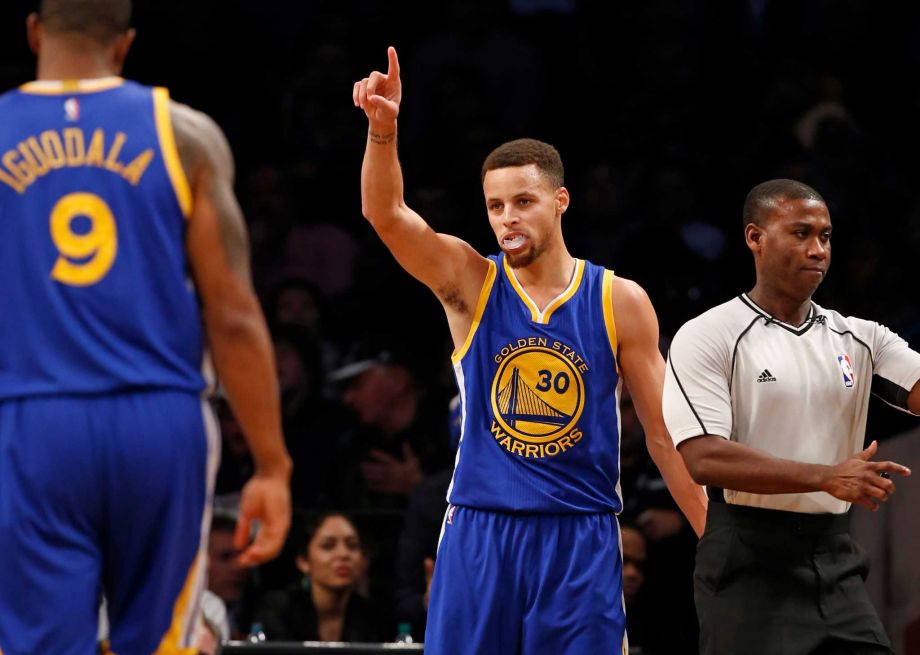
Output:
[505, 258, 584, 324]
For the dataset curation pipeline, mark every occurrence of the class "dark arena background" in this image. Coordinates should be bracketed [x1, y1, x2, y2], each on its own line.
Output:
[2, 1, 919, 653]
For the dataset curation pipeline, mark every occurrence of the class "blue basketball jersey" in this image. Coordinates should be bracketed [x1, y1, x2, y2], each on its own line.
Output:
[0, 78, 205, 399]
[447, 254, 623, 513]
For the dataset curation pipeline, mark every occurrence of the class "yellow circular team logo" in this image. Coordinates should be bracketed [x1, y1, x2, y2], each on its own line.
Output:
[490, 346, 585, 444]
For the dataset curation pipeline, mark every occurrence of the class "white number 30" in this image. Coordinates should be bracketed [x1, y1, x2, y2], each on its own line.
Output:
[50, 192, 118, 286]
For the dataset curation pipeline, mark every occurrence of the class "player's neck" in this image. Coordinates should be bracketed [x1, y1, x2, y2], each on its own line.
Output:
[511, 242, 575, 294]
[36, 42, 120, 81]
[747, 286, 812, 326]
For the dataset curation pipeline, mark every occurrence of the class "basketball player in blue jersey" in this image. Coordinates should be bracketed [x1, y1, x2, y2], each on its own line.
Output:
[353, 47, 707, 655]
[0, 1, 292, 653]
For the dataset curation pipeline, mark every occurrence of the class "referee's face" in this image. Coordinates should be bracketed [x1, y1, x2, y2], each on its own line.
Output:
[751, 198, 832, 301]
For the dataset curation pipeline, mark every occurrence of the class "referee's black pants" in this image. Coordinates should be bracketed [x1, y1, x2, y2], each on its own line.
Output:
[695, 502, 892, 655]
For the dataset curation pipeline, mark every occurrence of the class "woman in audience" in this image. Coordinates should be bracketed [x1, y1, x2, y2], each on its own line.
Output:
[255, 511, 385, 642]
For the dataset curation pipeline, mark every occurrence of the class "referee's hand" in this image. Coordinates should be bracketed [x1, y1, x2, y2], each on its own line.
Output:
[823, 440, 911, 511]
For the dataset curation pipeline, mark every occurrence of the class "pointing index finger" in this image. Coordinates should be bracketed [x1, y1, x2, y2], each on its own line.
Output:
[387, 46, 400, 79]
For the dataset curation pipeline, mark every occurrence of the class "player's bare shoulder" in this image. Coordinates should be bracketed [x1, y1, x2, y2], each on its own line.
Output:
[609, 274, 655, 317]
[607, 273, 660, 348]
[168, 100, 233, 184]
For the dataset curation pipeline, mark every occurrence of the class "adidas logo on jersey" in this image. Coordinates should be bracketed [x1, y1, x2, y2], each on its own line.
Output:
[756, 369, 776, 382]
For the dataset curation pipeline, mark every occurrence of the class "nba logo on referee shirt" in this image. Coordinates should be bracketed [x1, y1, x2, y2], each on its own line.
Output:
[837, 354, 855, 387]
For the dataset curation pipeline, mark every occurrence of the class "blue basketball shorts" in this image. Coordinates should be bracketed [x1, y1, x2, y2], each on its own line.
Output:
[0, 390, 219, 655]
[425, 506, 628, 655]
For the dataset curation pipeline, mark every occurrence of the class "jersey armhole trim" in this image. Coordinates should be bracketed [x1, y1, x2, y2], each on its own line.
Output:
[153, 87, 192, 218]
[602, 269, 619, 369]
[451, 259, 497, 364]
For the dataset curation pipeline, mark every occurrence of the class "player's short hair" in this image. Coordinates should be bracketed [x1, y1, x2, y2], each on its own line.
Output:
[39, 0, 132, 44]
[481, 138, 564, 189]
[743, 179, 826, 228]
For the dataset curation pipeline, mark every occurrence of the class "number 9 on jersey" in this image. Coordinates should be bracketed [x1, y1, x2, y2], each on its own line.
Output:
[49, 192, 118, 286]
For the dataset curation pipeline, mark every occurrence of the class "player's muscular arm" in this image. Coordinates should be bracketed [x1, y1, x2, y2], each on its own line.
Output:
[612, 278, 707, 536]
[677, 435, 911, 511]
[354, 47, 488, 345]
[173, 102, 291, 564]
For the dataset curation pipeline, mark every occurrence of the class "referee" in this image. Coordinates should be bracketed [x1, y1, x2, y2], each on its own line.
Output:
[663, 179, 920, 655]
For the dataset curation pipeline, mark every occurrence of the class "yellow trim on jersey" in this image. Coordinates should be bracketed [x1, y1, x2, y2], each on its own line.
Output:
[152, 87, 192, 218]
[503, 256, 540, 321]
[541, 258, 585, 323]
[602, 269, 619, 369]
[503, 256, 585, 325]
[451, 258, 497, 364]
[154, 552, 202, 655]
[19, 77, 125, 95]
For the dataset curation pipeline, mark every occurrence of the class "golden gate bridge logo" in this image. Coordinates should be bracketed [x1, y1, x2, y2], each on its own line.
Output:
[491, 346, 584, 443]
[496, 368, 570, 428]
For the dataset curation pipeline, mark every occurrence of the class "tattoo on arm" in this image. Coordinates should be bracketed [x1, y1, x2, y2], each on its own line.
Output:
[171, 101, 253, 281]
[369, 130, 396, 145]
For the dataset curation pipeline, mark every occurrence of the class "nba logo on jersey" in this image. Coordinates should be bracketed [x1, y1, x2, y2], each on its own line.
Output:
[64, 97, 80, 121]
[837, 354, 855, 387]
[446, 505, 456, 526]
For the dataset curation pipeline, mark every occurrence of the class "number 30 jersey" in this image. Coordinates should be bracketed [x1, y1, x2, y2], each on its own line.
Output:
[447, 254, 624, 513]
[0, 78, 205, 399]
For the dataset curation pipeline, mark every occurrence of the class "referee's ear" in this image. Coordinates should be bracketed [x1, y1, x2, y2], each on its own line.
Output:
[744, 223, 764, 254]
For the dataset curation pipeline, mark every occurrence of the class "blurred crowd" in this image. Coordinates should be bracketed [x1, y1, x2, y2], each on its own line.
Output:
[4, 0, 919, 652]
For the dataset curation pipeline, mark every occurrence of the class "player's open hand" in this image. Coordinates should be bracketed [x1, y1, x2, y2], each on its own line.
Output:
[234, 471, 292, 566]
[353, 46, 401, 126]
[823, 440, 911, 511]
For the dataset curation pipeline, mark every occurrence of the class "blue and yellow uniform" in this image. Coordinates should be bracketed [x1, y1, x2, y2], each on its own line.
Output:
[426, 254, 628, 654]
[0, 78, 216, 655]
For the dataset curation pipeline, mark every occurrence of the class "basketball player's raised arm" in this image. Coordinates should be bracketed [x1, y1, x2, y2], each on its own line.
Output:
[611, 278, 707, 536]
[175, 102, 292, 566]
[353, 47, 488, 339]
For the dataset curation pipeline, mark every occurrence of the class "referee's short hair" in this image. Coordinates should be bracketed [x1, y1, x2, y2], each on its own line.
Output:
[743, 179, 826, 229]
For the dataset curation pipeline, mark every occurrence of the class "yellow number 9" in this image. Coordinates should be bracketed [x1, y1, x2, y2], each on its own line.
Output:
[49, 192, 118, 286]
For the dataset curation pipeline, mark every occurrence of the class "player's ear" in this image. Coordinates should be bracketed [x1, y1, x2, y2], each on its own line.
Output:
[111, 28, 136, 73]
[555, 187, 570, 215]
[26, 13, 42, 56]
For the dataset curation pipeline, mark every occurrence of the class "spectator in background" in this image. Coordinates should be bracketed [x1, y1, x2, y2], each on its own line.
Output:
[254, 512, 386, 642]
[272, 323, 349, 509]
[618, 386, 698, 654]
[267, 276, 342, 378]
[207, 509, 256, 640]
[392, 468, 453, 642]
[214, 397, 254, 496]
[620, 524, 652, 654]
[328, 336, 453, 510]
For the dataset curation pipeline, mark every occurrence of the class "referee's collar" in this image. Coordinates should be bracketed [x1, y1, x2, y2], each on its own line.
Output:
[738, 293, 824, 336]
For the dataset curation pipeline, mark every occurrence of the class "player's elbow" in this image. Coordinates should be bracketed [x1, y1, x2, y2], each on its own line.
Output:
[361, 200, 401, 229]
[203, 294, 265, 345]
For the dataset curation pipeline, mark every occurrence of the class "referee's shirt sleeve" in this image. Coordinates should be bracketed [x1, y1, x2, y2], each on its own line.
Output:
[868, 320, 920, 414]
[663, 317, 733, 446]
